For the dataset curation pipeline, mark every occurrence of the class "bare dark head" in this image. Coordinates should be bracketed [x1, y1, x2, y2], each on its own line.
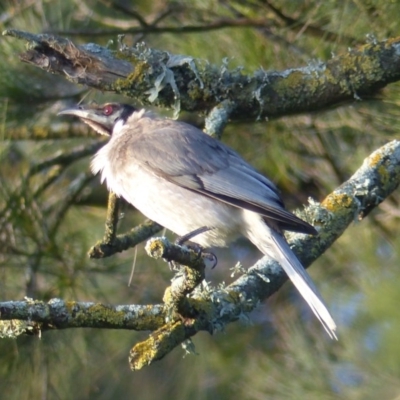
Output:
[58, 103, 136, 136]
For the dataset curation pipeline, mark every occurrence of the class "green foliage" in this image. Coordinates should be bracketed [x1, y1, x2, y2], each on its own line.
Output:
[1, 0, 400, 398]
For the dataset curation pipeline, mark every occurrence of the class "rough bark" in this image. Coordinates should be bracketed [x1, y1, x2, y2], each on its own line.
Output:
[3, 29, 400, 120]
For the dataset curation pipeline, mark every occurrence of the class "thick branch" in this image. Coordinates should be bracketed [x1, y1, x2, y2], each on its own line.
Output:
[0, 298, 165, 335]
[3, 29, 400, 120]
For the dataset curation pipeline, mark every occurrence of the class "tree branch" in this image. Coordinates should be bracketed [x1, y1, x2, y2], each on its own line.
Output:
[88, 219, 163, 258]
[5, 121, 98, 140]
[3, 29, 400, 120]
[0, 298, 165, 336]
[261, 0, 357, 45]
[102, 192, 121, 244]
[46, 17, 283, 37]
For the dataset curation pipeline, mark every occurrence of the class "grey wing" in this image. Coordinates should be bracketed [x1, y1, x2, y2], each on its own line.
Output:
[128, 121, 316, 234]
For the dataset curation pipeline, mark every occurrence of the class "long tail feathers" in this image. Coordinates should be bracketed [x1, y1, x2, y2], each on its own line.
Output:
[270, 232, 337, 340]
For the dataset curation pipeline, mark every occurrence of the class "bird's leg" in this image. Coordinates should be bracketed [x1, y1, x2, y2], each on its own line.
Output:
[175, 226, 213, 245]
[169, 226, 218, 270]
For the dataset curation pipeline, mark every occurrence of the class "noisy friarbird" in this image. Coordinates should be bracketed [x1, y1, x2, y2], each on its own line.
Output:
[59, 103, 337, 339]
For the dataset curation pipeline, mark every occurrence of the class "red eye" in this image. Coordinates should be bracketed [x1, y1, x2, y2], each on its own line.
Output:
[103, 104, 114, 116]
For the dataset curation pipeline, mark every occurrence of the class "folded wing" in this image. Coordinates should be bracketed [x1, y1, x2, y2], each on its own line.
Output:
[125, 120, 316, 234]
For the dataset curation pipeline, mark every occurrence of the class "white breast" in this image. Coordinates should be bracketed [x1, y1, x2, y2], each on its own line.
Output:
[91, 143, 130, 198]
[91, 140, 243, 247]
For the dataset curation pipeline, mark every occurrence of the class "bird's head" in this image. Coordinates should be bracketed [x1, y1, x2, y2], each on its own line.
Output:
[58, 103, 136, 136]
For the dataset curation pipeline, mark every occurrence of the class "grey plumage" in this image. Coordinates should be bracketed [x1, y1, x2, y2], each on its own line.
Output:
[59, 103, 337, 339]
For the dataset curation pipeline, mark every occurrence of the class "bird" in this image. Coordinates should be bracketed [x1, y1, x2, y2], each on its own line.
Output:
[59, 102, 337, 339]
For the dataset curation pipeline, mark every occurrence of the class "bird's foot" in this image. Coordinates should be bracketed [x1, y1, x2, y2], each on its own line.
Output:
[168, 226, 218, 270]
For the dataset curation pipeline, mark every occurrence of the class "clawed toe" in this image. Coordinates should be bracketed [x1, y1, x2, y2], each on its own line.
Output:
[170, 226, 218, 269]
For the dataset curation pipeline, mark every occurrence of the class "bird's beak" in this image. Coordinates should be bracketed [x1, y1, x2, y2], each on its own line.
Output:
[58, 106, 112, 136]
[58, 106, 92, 119]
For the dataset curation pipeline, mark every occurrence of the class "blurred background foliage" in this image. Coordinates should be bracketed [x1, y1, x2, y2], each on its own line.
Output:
[1, 0, 400, 399]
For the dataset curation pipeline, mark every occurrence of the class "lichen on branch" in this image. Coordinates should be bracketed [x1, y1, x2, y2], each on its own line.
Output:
[4, 29, 400, 120]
